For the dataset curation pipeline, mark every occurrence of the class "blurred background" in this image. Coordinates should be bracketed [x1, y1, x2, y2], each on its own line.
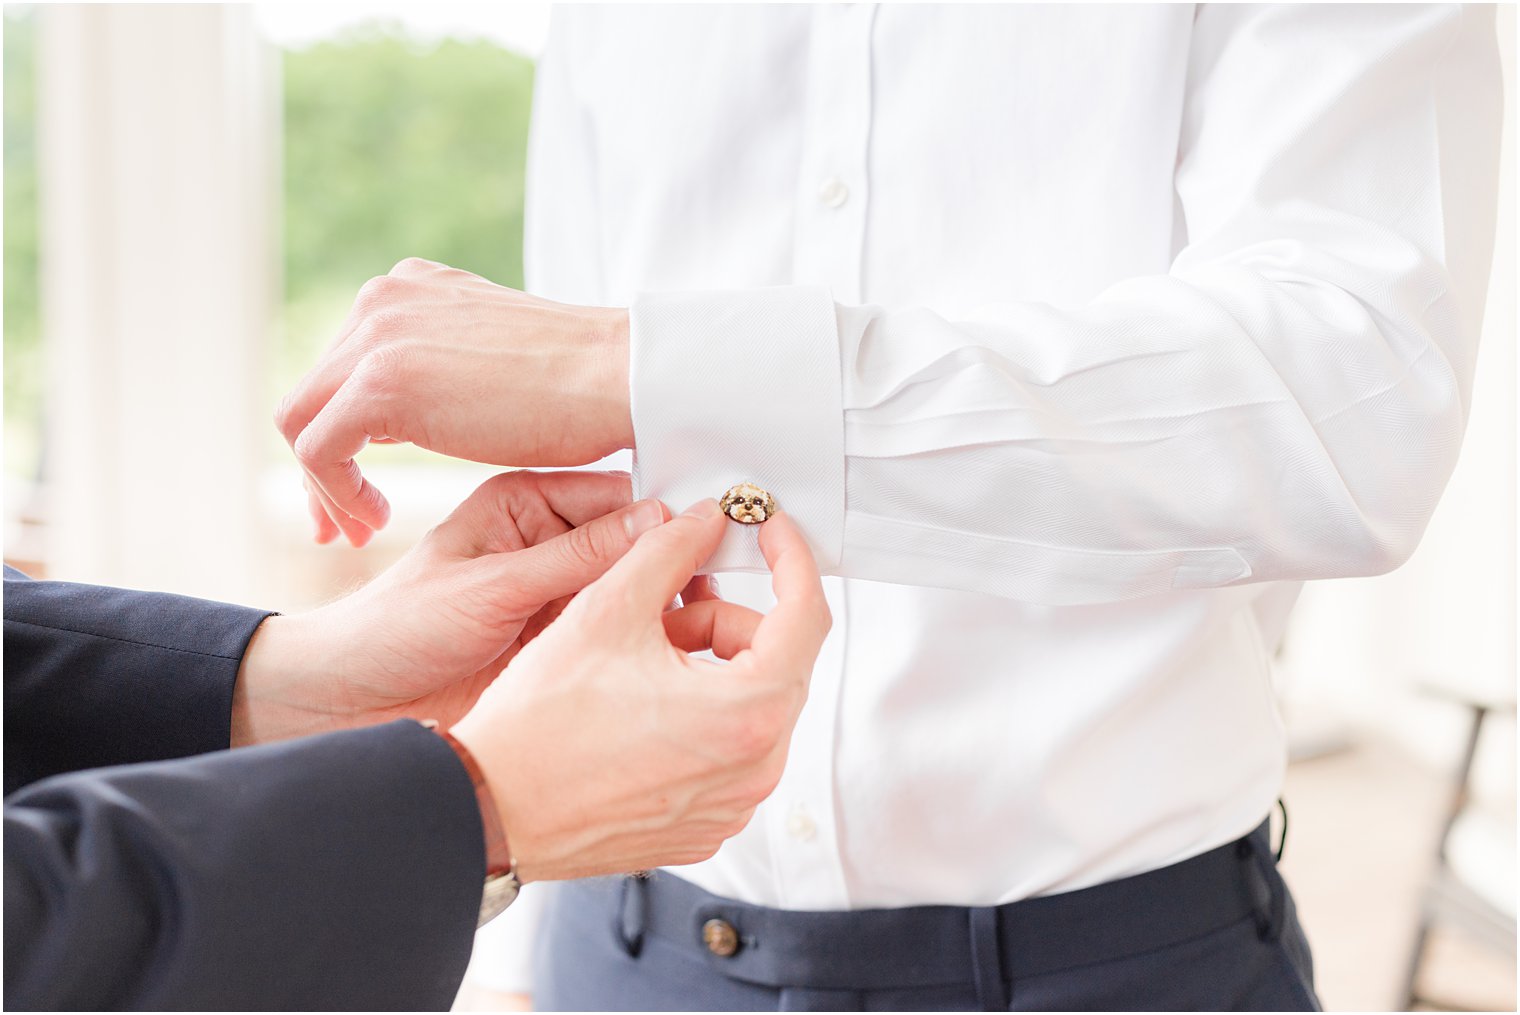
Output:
[2, 5, 1514, 1011]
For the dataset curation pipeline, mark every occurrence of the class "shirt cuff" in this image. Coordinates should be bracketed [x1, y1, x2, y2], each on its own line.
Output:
[628, 286, 845, 573]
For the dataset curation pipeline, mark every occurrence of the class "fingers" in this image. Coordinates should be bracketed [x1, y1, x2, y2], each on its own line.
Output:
[276, 257, 515, 545]
[434, 471, 634, 557]
[663, 601, 763, 659]
[305, 482, 340, 545]
[305, 473, 372, 547]
[293, 372, 395, 532]
[481, 498, 670, 607]
[748, 513, 831, 675]
[525, 471, 634, 531]
[679, 574, 721, 605]
[586, 499, 728, 619]
[274, 280, 415, 463]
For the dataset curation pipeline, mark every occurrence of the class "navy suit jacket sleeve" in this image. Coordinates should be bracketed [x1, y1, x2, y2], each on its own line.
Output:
[3, 565, 270, 795]
[3, 569, 486, 1011]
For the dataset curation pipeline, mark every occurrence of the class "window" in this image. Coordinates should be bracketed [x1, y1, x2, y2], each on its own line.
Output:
[259, 8, 550, 607]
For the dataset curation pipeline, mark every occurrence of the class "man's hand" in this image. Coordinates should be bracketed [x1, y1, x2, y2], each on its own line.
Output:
[275, 258, 633, 547]
[453, 500, 831, 883]
[231, 470, 661, 747]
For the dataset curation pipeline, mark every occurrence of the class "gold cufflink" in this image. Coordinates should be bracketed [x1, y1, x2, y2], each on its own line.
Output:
[720, 482, 777, 524]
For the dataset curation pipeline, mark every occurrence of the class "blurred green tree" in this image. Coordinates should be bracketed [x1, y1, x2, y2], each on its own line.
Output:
[5, 7, 41, 479]
[278, 28, 534, 395]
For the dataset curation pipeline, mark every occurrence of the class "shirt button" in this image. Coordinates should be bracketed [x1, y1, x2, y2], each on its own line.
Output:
[787, 807, 817, 842]
[817, 177, 849, 209]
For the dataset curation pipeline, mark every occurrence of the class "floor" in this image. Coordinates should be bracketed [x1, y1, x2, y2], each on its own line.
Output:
[1280, 735, 1515, 1012]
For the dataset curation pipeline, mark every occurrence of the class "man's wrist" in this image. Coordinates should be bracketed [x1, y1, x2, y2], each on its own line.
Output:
[447, 716, 529, 926]
[584, 306, 634, 453]
[231, 613, 347, 747]
[428, 722, 517, 884]
[450, 715, 532, 881]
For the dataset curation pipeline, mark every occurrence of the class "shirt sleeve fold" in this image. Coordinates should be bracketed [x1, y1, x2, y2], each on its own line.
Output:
[625, 5, 1500, 605]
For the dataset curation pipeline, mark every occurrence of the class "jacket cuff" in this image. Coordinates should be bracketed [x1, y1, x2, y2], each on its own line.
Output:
[3, 574, 272, 792]
[629, 286, 845, 572]
[4, 719, 483, 1010]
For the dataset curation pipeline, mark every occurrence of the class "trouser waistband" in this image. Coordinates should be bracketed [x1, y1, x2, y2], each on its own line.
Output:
[610, 819, 1287, 1001]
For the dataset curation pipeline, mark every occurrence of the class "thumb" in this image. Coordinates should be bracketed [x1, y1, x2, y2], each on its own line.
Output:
[481, 498, 670, 607]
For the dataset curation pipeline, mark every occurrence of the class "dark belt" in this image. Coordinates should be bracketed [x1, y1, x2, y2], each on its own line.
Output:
[612, 819, 1286, 997]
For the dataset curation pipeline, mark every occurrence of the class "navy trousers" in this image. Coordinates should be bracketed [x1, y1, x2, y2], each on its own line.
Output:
[535, 821, 1319, 1011]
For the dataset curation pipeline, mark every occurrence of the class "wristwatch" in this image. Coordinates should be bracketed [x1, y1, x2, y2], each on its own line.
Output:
[424, 721, 521, 926]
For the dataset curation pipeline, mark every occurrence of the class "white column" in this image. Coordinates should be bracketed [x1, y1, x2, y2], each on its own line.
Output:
[38, 4, 278, 603]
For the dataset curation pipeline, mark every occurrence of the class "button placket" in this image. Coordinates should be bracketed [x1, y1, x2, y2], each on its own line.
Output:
[767, 4, 875, 912]
[764, 577, 851, 908]
[792, 3, 877, 305]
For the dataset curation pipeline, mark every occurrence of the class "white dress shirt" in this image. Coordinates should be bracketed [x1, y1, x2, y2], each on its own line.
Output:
[492, 3, 1499, 975]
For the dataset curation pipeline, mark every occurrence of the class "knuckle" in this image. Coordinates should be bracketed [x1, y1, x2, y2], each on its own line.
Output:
[563, 519, 613, 566]
[292, 430, 322, 467]
[390, 256, 437, 277]
[360, 309, 408, 340]
[355, 274, 401, 309]
[354, 346, 410, 393]
[480, 469, 530, 503]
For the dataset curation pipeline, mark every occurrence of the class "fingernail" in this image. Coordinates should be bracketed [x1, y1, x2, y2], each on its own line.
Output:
[681, 498, 721, 519]
[623, 499, 668, 538]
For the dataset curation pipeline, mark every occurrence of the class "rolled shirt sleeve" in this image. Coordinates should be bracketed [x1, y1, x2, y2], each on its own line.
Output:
[627, 5, 1501, 605]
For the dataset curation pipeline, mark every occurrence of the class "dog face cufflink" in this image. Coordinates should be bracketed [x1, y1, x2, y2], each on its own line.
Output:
[720, 483, 777, 524]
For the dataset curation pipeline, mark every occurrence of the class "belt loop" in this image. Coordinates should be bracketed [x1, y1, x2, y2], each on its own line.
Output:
[1274, 797, 1289, 862]
[1240, 825, 1286, 943]
[615, 873, 649, 958]
[968, 906, 1009, 1011]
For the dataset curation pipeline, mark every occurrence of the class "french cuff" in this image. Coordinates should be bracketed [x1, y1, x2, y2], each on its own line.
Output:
[629, 286, 844, 573]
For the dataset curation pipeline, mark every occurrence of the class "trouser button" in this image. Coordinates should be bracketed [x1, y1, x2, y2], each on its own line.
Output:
[702, 918, 741, 957]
